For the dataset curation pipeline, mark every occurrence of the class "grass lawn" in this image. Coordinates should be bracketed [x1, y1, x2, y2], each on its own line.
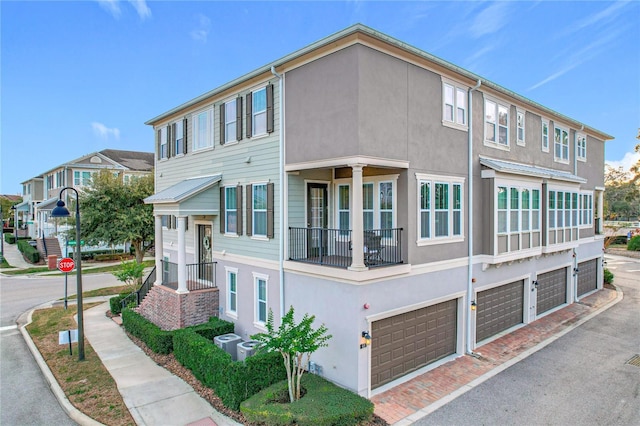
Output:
[26, 302, 135, 426]
[2, 260, 155, 276]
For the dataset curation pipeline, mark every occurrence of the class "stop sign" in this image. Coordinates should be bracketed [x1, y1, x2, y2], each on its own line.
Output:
[58, 257, 75, 273]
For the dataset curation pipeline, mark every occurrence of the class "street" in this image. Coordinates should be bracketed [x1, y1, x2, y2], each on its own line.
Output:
[417, 255, 640, 426]
[0, 272, 122, 425]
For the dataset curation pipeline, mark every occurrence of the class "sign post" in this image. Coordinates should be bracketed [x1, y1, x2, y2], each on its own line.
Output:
[58, 257, 75, 310]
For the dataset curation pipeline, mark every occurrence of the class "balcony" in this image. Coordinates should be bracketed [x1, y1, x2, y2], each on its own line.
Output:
[289, 227, 403, 269]
[161, 260, 217, 291]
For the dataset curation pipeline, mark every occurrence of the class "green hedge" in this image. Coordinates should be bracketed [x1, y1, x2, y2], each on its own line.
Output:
[173, 329, 287, 410]
[17, 240, 40, 263]
[121, 309, 173, 354]
[627, 235, 640, 251]
[188, 316, 235, 340]
[241, 374, 374, 426]
[110, 293, 133, 315]
[4, 233, 15, 244]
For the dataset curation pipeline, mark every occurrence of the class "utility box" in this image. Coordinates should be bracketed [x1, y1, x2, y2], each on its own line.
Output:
[237, 340, 262, 361]
[213, 333, 243, 361]
[47, 255, 58, 270]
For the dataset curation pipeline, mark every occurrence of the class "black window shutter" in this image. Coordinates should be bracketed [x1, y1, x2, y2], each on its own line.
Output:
[166, 125, 172, 158]
[219, 103, 225, 145]
[246, 92, 252, 138]
[266, 83, 274, 134]
[236, 97, 243, 141]
[156, 129, 161, 160]
[220, 187, 225, 234]
[171, 123, 177, 157]
[236, 184, 243, 236]
[183, 117, 188, 154]
[246, 184, 253, 237]
[267, 182, 274, 239]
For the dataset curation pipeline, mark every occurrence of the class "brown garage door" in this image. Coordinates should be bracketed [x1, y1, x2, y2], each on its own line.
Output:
[371, 299, 457, 389]
[537, 268, 567, 315]
[476, 280, 524, 342]
[577, 259, 598, 297]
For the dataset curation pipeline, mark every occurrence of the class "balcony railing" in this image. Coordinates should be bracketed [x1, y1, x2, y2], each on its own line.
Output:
[161, 260, 217, 291]
[289, 227, 403, 269]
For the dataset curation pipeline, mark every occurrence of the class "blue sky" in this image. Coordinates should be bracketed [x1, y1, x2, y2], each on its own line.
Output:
[1, 0, 639, 194]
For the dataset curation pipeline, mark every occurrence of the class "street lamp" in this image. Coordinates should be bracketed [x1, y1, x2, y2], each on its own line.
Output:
[51, 187, 84, 361]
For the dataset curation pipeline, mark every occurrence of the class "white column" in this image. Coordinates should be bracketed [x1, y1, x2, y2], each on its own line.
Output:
[349, 164, 367, 271]
[597, 191, 604, 234]
[154, 215, 163, 286]
[176, 216, 188, 294]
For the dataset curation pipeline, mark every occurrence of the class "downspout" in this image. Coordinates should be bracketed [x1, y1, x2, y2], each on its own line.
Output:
[467, 79, 481, 355]
[271, 66, 285, 318]
[573, 125, 584, 302]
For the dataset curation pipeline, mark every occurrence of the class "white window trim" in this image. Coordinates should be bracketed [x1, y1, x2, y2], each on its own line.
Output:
[516, 108, 526, 146]
[225, 266, 238, 319]
[159, 126, 168, 160]
[553, 123, 570, 164]
[252, 182, 268, 238]
[224, 186, 237, 235]
[172, 119, 185, 157]
[576, 133, 587, 162]
[415, 173, 465, 246]
[253, 272, 269, 329]
[73, 170, 94, 187]
[494, 179, 542, 253]
[579, 190, 594, 228]
[541, 119, 550, 153]
[252, 86, 268, 138]
[441, 77, 469, 132]
[483, 95, 510, 150]
[547, 186, 580, 231]
[223, 98, 238, 145]
[192, 107, 214, 152]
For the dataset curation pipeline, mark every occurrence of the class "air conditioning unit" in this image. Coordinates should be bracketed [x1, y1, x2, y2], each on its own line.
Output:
[237, 340, 262, 361]
[213, 333, 243, 361]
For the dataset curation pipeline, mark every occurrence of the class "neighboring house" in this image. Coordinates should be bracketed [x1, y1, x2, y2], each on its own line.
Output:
[23, 149, 154, 254]
[143, 24, 612, 397]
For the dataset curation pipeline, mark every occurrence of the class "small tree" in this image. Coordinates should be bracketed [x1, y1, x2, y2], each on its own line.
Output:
[112, 260, 146, 291]
[252, 306, 332, 403]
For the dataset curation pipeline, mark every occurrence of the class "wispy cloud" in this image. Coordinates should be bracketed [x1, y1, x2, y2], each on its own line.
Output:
[96, 0, 151, 20]
[190, 14, 211, 43]
[560, 0, 629, 37]
[92, 122, 120, 140]
[469, 2, 511, 38]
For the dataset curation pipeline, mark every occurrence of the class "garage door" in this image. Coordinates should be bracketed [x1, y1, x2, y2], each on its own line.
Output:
[371, 299, 457, 389]
[476, 280, 524, 342]
[537, 268, 567, 315]
[577, 259, 598, 297]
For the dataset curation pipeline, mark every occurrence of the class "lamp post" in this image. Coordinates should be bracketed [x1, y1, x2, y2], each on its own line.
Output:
[51, 187, 84, 361]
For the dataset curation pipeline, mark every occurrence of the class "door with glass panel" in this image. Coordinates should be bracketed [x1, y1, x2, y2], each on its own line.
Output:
[306, 183, 328, 257]
[197, 224, 213, 283]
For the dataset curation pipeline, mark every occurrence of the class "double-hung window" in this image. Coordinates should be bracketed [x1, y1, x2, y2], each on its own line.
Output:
[516, 109, 525, 146]
[541, 119, 550, 152]
[158, 126, 168, 159]
[193, 108, 213, 151]
[576, 133, 587, 161]
[442, 80, 467, 129]
[379, 182, 394, 231]
[226, 267, 238, 317]
[554, 125, 570, 163]
[580, 192, 593, 227]
[252, 183, 267, 237]
[221, 98, 242, 144]
[338, 184, 350, 235]
[253, 273, 268, 326]
[363, 183, 374, 230]
[485, 98, 509, 147]
[334, 177, 397, 235]
[224, 186, 238, 234]
[74, 171, 92, 187]
[251, 87, 267, 137]
[172, 119, 186, 156]
[417, 174, 464, 244]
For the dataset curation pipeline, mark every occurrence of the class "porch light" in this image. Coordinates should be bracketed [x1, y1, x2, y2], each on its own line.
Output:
[360, 331, 371, 348]
[470, 300, 477, 311]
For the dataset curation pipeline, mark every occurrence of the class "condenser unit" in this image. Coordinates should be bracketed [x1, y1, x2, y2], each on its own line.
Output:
[214, 333, 243, 361]
[237, 340, 262, 361]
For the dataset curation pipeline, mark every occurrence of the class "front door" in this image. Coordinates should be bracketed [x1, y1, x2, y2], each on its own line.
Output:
[198, 224, 213, 282]
[307, 183, 328, 257]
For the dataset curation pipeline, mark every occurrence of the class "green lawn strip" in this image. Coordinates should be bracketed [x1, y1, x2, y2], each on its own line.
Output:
[66, 285, 132, 300]
[26, 303, 136, 426]
[2, 260, 154, 276]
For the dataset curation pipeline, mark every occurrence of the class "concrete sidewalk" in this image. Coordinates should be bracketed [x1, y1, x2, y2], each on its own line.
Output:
[1, 239, 32, 269]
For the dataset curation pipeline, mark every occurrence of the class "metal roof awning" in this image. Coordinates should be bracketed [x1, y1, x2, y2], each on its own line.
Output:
[479, 156, 587, 184]
[36, 197, 59, 210]
[144, 174, 222, 204]
[14, 200, 30, 211]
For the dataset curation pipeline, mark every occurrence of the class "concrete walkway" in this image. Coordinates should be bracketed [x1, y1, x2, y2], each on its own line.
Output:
[1, 239, 32, 269]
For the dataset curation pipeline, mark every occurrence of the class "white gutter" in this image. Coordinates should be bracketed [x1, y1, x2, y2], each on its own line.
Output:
[271, 66, 286, 318]
[467, 79, 481, 355]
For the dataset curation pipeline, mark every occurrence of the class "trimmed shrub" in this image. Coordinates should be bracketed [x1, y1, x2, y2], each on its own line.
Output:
[121, 309, 173, 354]
[172, 329, 287, 411]
[241, 374, 374, 426]
[627, 235, 640, 251]
[4, 233, 16, 244]
[109, 293, 132, 315]
[189, 316, 235, 340]
[603, 268, 614, 285]
[17, 240, 40, 263]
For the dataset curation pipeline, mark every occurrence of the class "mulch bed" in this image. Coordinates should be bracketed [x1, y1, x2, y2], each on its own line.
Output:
[120, 322, 388, 425]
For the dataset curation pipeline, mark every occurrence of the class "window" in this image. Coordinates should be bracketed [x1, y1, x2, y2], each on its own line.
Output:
[246, 84, 274, 138]
[363, 183, 374, 230]
[158, 126, 168, 159]
[74, 171, 92, 186]
[254, 273, 268, 325]
[338, 184, 350, 235]
[510, 188, 520, 232]
[542, 120, 549, 152]
[224, 186, 238, 234]
[548, 189, 579, 230]
[226, 267, 238, 316]
[580, 192, 593, 227]
[193, 108, 213, 150]
[516, 110, 525, 146]
[417, 174, 464, 243]
[379, 182, 393, 231]
[496, 184, 541, 250]
[172, 119, 186, 156]
[221, 98, 242, 144]
[252, 183, 267, 236]
[485, 98, 509, 146]
[443, 81, 467, 128]
[576, 133, 586, 161]
[554, 125, 569, 163]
